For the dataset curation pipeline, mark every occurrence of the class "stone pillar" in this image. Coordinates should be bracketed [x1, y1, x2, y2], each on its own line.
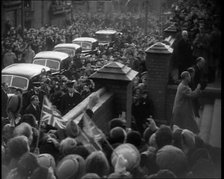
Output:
[145, 42, 173, 124]
[90, 62, 138, 128]
[163, 23, 178, 39]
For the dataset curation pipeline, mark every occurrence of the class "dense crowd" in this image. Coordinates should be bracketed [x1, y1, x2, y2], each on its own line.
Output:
[170, 0, 221, 82]
[1, 0, 221, 178]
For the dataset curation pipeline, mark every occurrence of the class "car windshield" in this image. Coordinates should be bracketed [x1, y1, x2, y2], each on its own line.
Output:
[2, 75, 28, 90]
[74, 41, 92, 51]
[95, 34, 112, 42]
[34, 59, 60, 71]
[46, 59, 60, 70]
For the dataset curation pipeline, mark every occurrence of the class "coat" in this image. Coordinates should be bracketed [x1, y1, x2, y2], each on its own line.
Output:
[60, 92, 82, 115]
[172, 82, 200, 134]
[24, 104, 41, 122]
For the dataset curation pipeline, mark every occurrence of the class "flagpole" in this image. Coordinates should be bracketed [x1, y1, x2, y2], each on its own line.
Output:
[34, 95, 46, 154]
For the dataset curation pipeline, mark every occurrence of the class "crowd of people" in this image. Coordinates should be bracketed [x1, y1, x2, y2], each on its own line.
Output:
[1, 0, 221, 178]
[170, 0, 221, 83]
[2, 96, 220, 179]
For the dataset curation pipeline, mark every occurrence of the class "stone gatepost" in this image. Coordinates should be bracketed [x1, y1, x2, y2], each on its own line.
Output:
[90, 62, 138, 128]
[163, 23, 178, 39]
[145, 42, 173, 124]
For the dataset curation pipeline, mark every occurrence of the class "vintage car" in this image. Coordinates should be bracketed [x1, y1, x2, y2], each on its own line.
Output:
[72, 37, 99, 55]
[95, 29, 121, 47]
[53, 43, 82, 59]
[1, 63, 50, 93]
[33, 51, 71, 72]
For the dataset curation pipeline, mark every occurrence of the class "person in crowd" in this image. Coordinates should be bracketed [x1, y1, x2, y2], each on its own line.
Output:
[3, 47, 17, 68]
[172, 71, 201, 134]
[7, 88, 23, 126]
[172, 30, 194, 77]
[24, 95, 41, 124]
[132, 88, 154, 135]
[2, 83, 9, 118]
[188, 57, 208, 117]
[23, 43, 35, 63]
[59, 80, 82, 115]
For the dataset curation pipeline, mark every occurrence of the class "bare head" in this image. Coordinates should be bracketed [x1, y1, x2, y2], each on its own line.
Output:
[196, 57, 206, 69]
[182, 30, 188, 40]
[181, 71, 191, 83]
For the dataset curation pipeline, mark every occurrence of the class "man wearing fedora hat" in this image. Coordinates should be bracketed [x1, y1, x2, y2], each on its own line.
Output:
[59, 80, 82, 115]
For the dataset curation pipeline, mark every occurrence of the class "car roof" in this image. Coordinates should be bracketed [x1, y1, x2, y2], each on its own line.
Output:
[95, 29, 117, 35]
[34, 51, 69, 61]
[54, 43, 81, 49]
[2, 63, 50, 79]
[73, 37, 98, 43]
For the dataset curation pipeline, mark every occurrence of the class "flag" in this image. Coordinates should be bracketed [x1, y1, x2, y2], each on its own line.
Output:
[77, 109, 105, 151]
[41, 96, 67, 129]
[82, 111, 104, 141]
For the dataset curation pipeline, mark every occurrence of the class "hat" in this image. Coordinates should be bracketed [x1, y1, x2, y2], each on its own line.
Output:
[109, 118, 126, 130]
[86, 151, 110, 177]
[71, 145, 90, 159]
[109, 127, 127, 144]
[56, 154, 85, 179]
[143, 127, 156, 144]
[37, 153, 56, 170]
[172, 128, 183, 149]
[111, 143, 140, 171]
[181, 129, 195, 149]
[149, 133, 157, 149]
[126, 130, 142, 148]
[59, 137, 77, 155]
[155, 125, 173, 149]
[81, 173, 100, 179]
[148, 169, 177, 178]
[107, 172, 132, 179]
[66, 120, 80, 138]
[156, 145, 188, 176]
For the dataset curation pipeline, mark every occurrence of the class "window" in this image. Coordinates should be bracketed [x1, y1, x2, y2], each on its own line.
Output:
[2, 75, 12, 87]
[33, 59, 46, 66]
[12, 76, 28, 90]
[46, 60, 60, 71]
[2, 75, 28, 90]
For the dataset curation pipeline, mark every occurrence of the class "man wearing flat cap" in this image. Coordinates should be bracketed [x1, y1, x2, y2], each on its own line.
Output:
[59, 80, 82, 115]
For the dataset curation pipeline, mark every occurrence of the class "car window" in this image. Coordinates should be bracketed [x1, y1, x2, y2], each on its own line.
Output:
[2, 75, 12, 87]
[74, 41, 91, 50]
[96, 34, 112, 42]
[81, 42, 92, 50]
[2, 75, 28, 90]
[33, 59, 46, 66]
[11, 76, 28, 90]
[46, 59, 60, 71]
[73, 42, 82, 47]
[54, 48, 75, 57]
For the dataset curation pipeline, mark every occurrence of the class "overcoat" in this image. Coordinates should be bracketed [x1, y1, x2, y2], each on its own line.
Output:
[172, 82, 200, 134]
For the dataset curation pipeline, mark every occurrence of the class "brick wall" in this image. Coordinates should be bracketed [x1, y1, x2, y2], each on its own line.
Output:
[146, 53, 172, 122]
[93, 79, 132, 127]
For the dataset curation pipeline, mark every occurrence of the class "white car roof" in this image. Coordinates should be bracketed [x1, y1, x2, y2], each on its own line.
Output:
[72, 37, 98, 43]
[95, 29, 117, 35]
[34, 51, 69, 61]
[54, 43, 81, 49]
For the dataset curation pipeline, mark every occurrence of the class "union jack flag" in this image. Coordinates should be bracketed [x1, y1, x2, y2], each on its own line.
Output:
[41, 96, 67, 129]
